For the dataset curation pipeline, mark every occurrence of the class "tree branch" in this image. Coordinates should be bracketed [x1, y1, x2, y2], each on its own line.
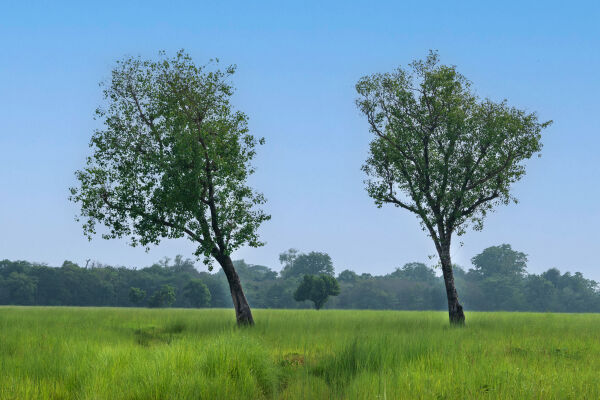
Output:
[464, 153, 513, 192]
[460, 191, 500, 218]
[99, 191, 205, 244]
[127, 84, 164, 151]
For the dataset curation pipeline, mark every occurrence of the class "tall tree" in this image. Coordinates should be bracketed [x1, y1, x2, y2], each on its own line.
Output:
[355, 51, 550, 324]
[70, 50, 269, 325]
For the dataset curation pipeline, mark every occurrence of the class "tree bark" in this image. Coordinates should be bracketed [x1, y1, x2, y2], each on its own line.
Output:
[439, 245, 465, 325]
[215, 253, 254, 325]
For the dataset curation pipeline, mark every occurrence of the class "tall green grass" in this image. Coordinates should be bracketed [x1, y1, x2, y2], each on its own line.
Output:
[1, 307, 598, 399]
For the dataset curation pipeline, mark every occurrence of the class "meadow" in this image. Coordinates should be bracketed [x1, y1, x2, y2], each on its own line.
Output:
[1, 307, 599, 399]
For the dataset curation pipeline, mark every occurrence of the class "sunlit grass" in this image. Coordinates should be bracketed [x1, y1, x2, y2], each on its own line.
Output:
[1, 307, 598, 399]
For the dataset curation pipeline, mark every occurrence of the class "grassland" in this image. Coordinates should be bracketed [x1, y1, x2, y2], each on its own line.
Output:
[0, 307, 599, 399]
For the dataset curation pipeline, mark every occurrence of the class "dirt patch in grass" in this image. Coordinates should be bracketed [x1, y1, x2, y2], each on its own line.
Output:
[134, 321, 187, 347]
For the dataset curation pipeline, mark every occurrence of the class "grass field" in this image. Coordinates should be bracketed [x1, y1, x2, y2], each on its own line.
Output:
[1, 307, 599, 399]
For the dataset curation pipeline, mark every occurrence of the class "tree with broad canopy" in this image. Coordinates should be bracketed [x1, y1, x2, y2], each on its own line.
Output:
[356, 51, 551, 324]
[70, 50, 269, 325]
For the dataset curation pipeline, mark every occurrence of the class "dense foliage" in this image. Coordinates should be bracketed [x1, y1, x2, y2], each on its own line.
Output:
[147, 284, 176, 308]
[1, 245, 599, 312]
[294, 274, 340, 310]
[69, 50, 269, 268]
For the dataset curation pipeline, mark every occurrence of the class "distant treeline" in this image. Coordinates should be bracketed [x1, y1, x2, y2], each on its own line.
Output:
[1, 244, 599, 312]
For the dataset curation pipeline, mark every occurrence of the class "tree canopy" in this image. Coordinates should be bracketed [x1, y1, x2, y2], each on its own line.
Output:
[471, 244, 527, 277]
[357, 51, 550, 240]
[279, 249, 335, 279]
[70, 50, 268, 265]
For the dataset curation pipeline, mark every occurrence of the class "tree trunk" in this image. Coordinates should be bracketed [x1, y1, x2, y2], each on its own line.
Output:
[439, 245, 465, 325]
[216, 253, 254, 325]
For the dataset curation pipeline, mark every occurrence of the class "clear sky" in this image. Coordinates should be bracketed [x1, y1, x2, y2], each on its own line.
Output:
[1, 1, 599, 279]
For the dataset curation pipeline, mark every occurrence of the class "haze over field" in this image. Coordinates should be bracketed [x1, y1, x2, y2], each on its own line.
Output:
[1, 1, 599, 279]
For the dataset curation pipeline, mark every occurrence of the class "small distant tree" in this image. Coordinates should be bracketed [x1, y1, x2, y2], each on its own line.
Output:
[337, 269, 358, 283]
[183, 279, 211, 307]
[356, 51, 550, 324]
[280, 250, 335, 279]
[294, 274, 340, 310]
[468, 245, 528, 310]
[148, 284, 176, 308]
[471, 244, 527, 278]
[129, 287, 146, 305]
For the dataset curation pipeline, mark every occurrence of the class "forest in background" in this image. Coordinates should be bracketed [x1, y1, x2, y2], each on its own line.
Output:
[1, 244, 599, 312]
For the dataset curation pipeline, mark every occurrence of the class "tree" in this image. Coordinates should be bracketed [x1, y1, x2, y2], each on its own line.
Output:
[183, 279, 211, 307]
[69, 50, 269, 325]
[390, 262, 437, 282]
[129, 287, 146, 305]
[293, 274, 340, 310]
[356, 51, 550, 324]
[471, 244, 527, 277]
[280, 250, 335, 279]
[148, 284, 176, 308]
[337, 269, 358, 283]
[468, 245, 528, 310]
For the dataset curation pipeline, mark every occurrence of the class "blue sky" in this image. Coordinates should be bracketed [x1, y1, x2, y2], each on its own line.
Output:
[1, 1, 599, 278]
